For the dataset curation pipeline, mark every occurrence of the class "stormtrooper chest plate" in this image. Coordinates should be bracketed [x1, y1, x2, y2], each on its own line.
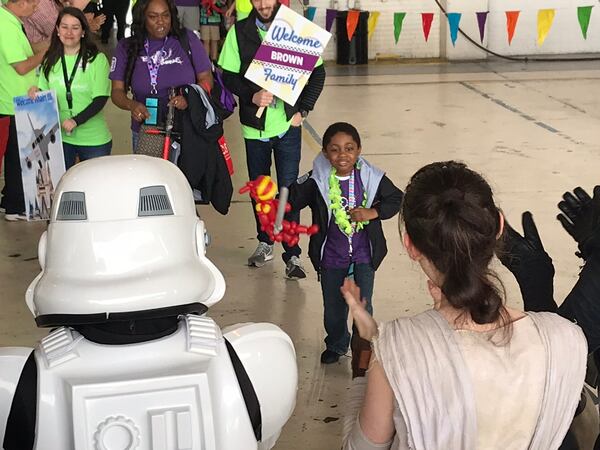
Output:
[33, 315, 256, 450]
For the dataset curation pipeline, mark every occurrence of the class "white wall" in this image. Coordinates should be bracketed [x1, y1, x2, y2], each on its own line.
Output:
[295, 0, 600, 61]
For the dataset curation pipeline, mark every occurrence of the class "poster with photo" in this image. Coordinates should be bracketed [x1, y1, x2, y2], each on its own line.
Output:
[14, 90, 66, 221]
[245, 4, 331, 106]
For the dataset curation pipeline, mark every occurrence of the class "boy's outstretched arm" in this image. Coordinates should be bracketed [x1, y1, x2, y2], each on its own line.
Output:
[372, 176, 404, 220]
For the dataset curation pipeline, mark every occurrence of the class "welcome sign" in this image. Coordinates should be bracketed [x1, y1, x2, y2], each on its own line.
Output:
[245, 5, 331, 106]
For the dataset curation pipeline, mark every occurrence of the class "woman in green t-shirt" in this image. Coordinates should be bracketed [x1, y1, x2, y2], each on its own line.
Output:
[28, 7, 112, 169]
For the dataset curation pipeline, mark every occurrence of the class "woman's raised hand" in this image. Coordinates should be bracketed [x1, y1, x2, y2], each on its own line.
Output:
[341, 278, 378, 341]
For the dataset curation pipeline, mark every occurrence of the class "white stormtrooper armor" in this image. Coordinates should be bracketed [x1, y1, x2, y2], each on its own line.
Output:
[0, 155, 297, 450]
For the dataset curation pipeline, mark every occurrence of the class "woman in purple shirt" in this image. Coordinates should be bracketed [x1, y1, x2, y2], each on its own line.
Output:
[109, 0, 213, 150]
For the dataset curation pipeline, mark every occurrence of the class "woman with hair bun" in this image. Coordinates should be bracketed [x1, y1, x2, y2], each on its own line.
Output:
[342, 161, 587, 450]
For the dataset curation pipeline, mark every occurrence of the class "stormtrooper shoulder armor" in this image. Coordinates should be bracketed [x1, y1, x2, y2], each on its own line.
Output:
[224, 322, 298, 449]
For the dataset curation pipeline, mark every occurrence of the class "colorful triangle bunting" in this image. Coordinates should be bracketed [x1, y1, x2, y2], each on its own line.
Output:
[325, 9, 337, 33]
[367, 11, 380, 40]
[422, 13, 434, 42]
[393, 12, 406, 44]
[281, 7, 598, 46]
[537, 9, 556, 46]
[578, 6, 594, 39]
[447, 13, 461, 46]
[505, 11, 520, 45]
[476, 11, 488, 43]
[346, 10, 360, 41]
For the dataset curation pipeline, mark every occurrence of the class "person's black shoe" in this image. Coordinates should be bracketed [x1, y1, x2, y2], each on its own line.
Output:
[320, 349, 341, 364]
[285, 256, 306, 279]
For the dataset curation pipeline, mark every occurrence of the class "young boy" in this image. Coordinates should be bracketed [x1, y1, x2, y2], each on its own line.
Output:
[286, 122, 403, 369]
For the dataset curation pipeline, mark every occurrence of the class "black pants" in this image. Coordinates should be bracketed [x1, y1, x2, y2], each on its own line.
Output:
[101, 0, 130, 42]
[0, 114, 25, 214]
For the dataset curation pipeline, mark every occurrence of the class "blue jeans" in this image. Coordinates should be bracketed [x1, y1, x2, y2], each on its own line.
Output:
[320, 263, 375, 355]
[63, 141, 112, 169]
[132, 131, 139, 153]
[244, 125, 302, 262]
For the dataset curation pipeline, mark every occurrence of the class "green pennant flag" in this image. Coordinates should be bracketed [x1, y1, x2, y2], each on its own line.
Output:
[394, 12, 407, 44]
[578, 6, 594, 39]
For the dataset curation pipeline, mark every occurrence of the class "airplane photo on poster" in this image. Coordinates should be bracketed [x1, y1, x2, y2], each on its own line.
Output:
[14, 91, 66, 221]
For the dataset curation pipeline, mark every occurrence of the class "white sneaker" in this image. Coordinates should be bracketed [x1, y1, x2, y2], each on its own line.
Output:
[5, 213, 28, 222]
[248, 242, 274, 267]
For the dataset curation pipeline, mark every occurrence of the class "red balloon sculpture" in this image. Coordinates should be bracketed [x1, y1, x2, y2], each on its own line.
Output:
[239, 175, 319, 247]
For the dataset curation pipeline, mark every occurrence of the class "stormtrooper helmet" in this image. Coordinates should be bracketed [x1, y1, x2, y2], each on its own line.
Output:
[26, 155, 225, 327]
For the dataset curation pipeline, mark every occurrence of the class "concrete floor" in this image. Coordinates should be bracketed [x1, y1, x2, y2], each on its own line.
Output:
[1, 58, 600, 449]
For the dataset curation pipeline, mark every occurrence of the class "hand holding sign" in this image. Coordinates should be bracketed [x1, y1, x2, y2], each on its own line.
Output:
[246, 5, 331, 118]
[252, 89, 275, 118]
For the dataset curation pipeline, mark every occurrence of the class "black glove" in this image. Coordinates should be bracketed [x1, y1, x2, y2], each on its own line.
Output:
[498, 212, 557, 313]
[557, 186, 600, 260]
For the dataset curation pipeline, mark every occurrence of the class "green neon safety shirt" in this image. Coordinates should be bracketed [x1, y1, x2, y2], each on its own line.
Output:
[0, 6, 38, 115]
[38, 52, 112, 146]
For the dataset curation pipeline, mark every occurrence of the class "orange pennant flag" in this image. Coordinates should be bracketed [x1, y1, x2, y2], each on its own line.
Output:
[505, 11, 520, 45]
[347, 10, 360, 41]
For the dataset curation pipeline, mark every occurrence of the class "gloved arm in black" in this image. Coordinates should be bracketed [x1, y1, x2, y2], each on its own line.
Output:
[556, 185, 600, 352]
[498, 212, 557, 313]
[557, 185, 600, 260]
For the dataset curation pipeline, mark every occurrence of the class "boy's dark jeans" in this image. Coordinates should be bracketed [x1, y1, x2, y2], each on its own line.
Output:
[320, 263, 374, 355]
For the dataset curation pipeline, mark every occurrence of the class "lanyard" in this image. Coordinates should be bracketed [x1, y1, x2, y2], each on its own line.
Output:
[60, 52, 83, 114]
[144, 38, 167, 95]
[346, 170, 357, 255]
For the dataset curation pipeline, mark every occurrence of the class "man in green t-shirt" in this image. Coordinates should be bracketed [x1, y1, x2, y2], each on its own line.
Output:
[0, 0, 45, 221]
[218, 0, 325, 279]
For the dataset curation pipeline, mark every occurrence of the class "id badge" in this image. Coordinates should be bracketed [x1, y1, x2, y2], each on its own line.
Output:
[145, 97, 159, 125]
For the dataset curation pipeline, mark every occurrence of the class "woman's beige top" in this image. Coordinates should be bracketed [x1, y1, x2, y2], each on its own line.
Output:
[457, 317, 545, 449]
[343, 310, 587, 450]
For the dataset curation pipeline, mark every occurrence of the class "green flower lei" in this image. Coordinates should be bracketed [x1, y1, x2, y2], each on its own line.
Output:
[329, 167, 369, 236]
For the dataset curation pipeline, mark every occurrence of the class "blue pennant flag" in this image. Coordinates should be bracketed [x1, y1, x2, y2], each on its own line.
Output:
[306, 6, 317, 22]
[447, 12, 462, 46]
